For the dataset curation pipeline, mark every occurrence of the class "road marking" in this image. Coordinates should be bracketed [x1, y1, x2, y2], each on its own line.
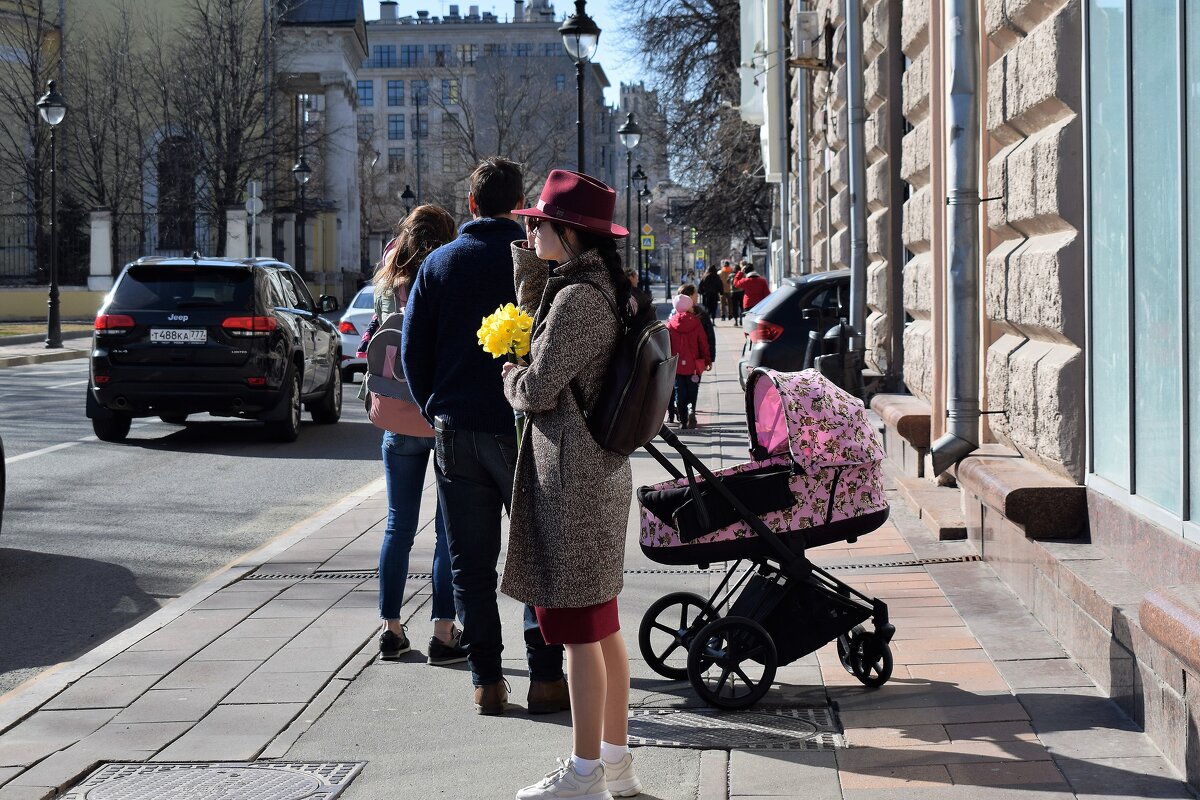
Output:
[3, 421, 161, 465]
[44, 380, 87, 389]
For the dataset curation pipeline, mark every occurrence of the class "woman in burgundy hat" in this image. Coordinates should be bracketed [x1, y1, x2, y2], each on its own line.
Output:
[500, 170, 643, 800]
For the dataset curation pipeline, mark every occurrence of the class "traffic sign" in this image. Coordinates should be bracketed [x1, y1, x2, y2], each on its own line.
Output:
[696, 248, 706, 260]
[244, 196, 264, 216]
[246, 179, 262, 198]
[695, 258, 706, 270]
[640, 235, 655, 250]
[641, 223, 653, 235]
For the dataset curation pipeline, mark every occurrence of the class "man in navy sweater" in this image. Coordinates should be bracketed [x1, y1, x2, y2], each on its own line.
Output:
[402, 157, 567, 716]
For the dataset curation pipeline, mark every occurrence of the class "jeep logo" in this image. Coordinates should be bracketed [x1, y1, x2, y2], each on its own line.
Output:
[167, 313, 189, 322]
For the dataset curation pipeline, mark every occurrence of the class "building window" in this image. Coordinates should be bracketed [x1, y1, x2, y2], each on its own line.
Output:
[372, 45, 396, 68]
[387, 147, 405, 173]
[455, 43, 478, 65]
[357, 80, 373, 107]
[357, 113, 374, 140]
[1086, 0, 1200, 523]
[442, 79, 459, 104]
[555, 74, 565, 92]
[388, 113, 405, 140]
[411, 113, 429, 139]
[442, 111, 459, 132]
[412, 79, 429, 106]
[443, 150, 455, 174]
[387, 80, 405, 107]
[431, 44, 449, 66]
[514, 43, 532, 57]
[484, 43, 508, 56]
[541, 42, 563, 57]
[399, 44, 425, 67]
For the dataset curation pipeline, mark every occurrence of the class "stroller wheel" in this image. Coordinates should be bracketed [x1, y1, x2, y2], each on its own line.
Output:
[836, 625, 866, 674]
[639, 592, 718, 680]
[687, 616, 778, 710]
[849, 632, 893, 688]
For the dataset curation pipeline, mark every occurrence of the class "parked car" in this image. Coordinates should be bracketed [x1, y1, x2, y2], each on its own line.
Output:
[337, 284, 375, 382]
[0, 432, 5, 534]
[87, 256, 343, 443]
[738, 268, 851, 388]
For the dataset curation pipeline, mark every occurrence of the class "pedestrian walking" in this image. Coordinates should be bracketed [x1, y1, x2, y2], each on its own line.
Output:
[500, 170, 643, 800]
[699, 264, 723, 321]
[625, 267, 653, 313]
[667, 293, 711, 430]
[719, 260, 733, 320]
[401, 157, 567, 716]
[679, 283, 716, 375]
[358, 205, 467, 665]
[730, 264, 746, 325]
[733, 264, 770, 315]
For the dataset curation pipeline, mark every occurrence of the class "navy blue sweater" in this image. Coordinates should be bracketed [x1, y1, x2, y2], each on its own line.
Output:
[401, 217, 525, 435]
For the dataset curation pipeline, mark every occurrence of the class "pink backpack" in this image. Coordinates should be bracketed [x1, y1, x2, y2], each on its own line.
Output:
[364, 312, 433, 437]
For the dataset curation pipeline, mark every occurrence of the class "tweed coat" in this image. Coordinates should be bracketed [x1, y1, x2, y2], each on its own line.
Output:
[501, 243, 632, 609]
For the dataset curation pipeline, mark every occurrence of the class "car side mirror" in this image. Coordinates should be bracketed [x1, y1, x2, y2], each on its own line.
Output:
[318, 295, 340, 313]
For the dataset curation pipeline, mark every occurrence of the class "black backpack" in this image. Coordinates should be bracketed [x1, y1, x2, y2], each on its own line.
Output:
[571, 280, 677, 456]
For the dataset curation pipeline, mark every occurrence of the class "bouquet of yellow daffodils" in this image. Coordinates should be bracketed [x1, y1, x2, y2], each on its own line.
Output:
[478, 303, 534, 444]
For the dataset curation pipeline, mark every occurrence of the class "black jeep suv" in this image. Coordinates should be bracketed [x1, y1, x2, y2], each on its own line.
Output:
[87, 257, 343, 442]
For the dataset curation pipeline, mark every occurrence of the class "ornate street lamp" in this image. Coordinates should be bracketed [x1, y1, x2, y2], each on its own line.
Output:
[559, 0, 600, 172]
[617, 112, 641, 270]
[631, 164, 648, 284]
[401, 184, 415, 216]
[36, 80, 67, 349]
[291, 154, 312, 274]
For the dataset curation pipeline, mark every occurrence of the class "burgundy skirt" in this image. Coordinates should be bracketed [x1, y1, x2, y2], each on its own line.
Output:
[535, 598, 620, 645]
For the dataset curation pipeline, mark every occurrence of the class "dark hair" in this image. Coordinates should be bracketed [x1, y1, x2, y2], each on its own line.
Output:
[553, 222, 632, 316]
[375, 204, 456, 291]
[679, 283, 697, 297]
[469, 157, 524, 217]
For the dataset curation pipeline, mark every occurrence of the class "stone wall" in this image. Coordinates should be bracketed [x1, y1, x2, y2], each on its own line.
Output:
[983, 0, 1084, 481]
[806, 0, 899, 376]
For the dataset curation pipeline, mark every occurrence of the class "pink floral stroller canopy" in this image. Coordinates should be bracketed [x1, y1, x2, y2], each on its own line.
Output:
[639, 368, 888, 564]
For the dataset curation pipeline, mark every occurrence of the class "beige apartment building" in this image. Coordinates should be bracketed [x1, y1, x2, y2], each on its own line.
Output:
[780, 0, 1200, 788]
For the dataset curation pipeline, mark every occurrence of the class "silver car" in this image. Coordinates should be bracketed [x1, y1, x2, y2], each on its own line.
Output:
[338, 284, 375, 382]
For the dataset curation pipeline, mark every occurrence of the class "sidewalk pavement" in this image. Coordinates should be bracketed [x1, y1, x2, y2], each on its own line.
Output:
[0, 333, 90, 369]
[0, 316, 1194, 800]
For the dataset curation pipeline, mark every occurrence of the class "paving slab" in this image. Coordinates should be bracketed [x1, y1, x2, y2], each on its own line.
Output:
[0, 709, 115, 768]
[41, 675, 160, 711]
[728, 750, 840, 797]
[84, 650, 192, 678]
[993, 658, 1093, 689]
[222, 670, 332, 704]
[153, 659, 260, 690]
[152, 703, 305, 761]
[697, 750, 727, 800]
[1055, 754, 1197, 798]
[111, 688, 227, 724]
[189, 635, 291, 662]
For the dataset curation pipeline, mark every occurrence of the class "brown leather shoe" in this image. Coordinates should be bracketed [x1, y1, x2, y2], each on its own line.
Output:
[473, 681, 509, 715]
[527, 677, 570, 715]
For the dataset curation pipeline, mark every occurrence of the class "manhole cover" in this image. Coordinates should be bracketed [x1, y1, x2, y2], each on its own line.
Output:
[628, 707, 845, 750]
[62, 762, 364, 800]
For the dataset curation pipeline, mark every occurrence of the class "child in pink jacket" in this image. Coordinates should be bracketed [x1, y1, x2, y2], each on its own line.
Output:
[666, 294, 711, 429]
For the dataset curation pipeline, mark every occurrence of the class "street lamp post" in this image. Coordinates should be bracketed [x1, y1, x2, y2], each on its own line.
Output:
[631, 165, 648, 284]
[640, 186, 653, 289]
[401, 185, 415, 216]
[617, 112, 641, 270]
[291, 154, 312, 274]
[413, 87, 423, 204]
[37, 80, 66, 349]
[559, 0, 600, 172]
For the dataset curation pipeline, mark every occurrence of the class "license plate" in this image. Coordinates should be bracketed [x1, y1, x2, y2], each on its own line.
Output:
[150, 328, 206, 344]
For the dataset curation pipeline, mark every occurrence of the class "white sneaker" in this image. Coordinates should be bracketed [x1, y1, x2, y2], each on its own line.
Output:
[603, 752, 643, 797]
[516, 758, 613, 800]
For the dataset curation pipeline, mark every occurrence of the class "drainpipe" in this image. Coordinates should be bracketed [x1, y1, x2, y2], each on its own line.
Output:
[845, 0, 868, 355]
[776, 0, 792, 282]
[797, 64, 813, 275]
[930, 0, 981, 475]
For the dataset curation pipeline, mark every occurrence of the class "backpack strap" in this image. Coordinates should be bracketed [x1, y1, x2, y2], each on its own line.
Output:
[568, 278, 623, 413]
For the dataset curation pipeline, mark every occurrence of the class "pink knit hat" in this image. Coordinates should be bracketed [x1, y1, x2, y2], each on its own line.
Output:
[672, 294, 693, 314]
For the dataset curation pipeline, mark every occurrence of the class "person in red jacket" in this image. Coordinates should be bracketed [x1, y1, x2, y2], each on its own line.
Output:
[667, 294, 711, 429]
[733, 267, 770, 311]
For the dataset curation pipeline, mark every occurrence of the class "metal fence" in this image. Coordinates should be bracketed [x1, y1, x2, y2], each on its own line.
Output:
[113, 213, 221, 268]
[0, 214, 37, 280]
[0, 213, 89, 285]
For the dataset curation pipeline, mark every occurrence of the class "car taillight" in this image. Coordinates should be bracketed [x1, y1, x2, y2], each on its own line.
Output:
[95, 314, 134, 334]
[222, 316, 277, 337]
[246, 376, 267, 386]
[94, 375, 111, 384]
[338, 320, 358, 335]
[749, 320, 784, 343]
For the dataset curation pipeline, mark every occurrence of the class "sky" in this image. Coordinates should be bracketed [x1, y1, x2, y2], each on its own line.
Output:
[360, 0, 646, 106]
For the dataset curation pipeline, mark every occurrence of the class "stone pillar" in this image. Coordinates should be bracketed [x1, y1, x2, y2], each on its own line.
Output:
[321, 71, 361, 276]
[88, 209, 113, 291]
[368, 234, 384, 266]
[279, 213, 296, 268]
[225, 208, 248, 259]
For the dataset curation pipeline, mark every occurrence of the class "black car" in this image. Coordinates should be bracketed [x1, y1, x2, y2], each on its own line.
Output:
[738, 268, 851, 388]
[87, 256, 343, 442]
[0, 432, 5, 534]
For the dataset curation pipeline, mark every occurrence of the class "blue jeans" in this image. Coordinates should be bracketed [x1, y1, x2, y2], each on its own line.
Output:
[379, 432, 457, 623]
[432, 420, 564, 687]
[675, 374, 700, 419]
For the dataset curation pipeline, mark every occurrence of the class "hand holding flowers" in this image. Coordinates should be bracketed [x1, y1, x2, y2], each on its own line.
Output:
[478, 303, 534, 444]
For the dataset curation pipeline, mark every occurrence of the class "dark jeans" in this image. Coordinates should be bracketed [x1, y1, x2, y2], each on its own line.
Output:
[432, 419, 564, 687]
[675, 374, 700, 419]
[731, 291, 745, 324]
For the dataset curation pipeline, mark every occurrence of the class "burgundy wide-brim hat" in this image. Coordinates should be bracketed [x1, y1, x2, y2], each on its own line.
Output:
[513, 170, 629, 239]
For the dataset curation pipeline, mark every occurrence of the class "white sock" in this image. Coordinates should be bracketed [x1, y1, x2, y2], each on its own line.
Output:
[600, 741, 629, 763]
[571, 754, 602, 776]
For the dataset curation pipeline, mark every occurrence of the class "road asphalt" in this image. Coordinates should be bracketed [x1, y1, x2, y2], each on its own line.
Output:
[0, 319, 1193, 800]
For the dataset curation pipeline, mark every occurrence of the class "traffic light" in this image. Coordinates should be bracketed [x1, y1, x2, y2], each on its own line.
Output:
[690, 227, 697, 245]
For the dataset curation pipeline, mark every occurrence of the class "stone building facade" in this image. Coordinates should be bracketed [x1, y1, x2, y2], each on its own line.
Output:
[786, 0, 1200, 787]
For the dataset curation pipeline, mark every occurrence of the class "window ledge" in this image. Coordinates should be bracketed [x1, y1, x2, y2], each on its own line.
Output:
[1140, 587, 1200, 677]
[869, 394, 931, 448]
[957, 451, 1087, 540]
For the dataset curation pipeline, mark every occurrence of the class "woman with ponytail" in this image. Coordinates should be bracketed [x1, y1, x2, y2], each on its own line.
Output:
[500, 171, 643, 800]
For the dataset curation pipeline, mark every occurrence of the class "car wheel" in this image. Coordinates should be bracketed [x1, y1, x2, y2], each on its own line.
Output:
[340, 366, 355, 384]
[158, 414, 187, 425]
[266, 370, 302, 442]
[310, 365, 342, 424]
[93, 412, 132, 442]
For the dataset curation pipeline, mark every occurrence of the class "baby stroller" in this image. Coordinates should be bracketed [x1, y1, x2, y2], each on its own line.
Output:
[636, 367, 895, 710]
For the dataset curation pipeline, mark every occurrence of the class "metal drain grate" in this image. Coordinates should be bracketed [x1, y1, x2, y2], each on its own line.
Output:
[242, 572, 385, 581]
[628, 707, 845, 751]
[821, 554, 982, 570]
[61, 762, 364, 800]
